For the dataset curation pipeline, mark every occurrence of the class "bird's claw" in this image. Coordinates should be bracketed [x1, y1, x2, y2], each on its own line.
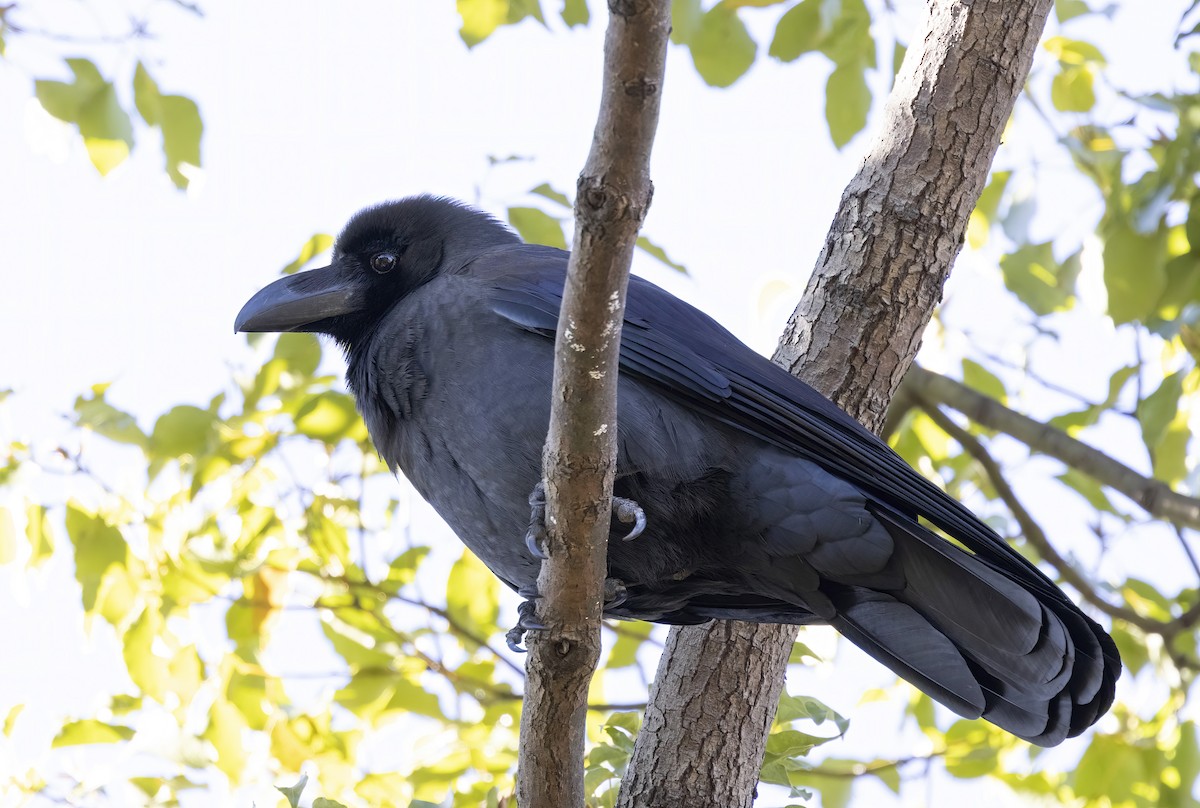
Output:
[604, 577, 629, 610]
[613, 496, 646, 542]
[506, 598, 545, 653]
[526, 482, 549, 559]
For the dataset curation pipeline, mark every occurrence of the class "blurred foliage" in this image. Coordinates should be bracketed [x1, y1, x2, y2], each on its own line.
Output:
[4, 0, 1200, 806]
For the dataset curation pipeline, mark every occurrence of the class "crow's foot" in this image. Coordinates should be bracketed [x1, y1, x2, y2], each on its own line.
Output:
[506, 598, 545, 653]
[525, 482, 549, 560]
[613, 496, 646, 542]
[526, 484, 647, 555]
[604, 577, 629, 610]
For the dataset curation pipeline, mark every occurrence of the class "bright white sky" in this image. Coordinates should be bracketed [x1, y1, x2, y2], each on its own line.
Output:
[0, 1, 1196, 806]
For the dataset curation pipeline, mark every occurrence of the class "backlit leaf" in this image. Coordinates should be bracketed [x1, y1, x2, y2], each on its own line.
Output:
[281, 233, 334, 275]
[276, 774, 308, 808]
[151, 404, 217, 460]
[448, 549, 500, 636]
[36, 58, 133, 175]
[65, 504, 127, 614]
[825, 61, 870, 148]
[1000, 241, 1077, 315]
[688, 6, 756, 88]
[1051, 64, 1097, 112]
[769, 0, 823, 62]
[560, 0, 588, 27]
[507, 206, 567, 249]
[1103, 222, 1168, 324]
[52, 719, 134, 747]
[636, 235, 687, 273]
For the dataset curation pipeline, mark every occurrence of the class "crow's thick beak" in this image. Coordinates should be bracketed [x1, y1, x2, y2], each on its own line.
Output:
[235, 265, 361, 333]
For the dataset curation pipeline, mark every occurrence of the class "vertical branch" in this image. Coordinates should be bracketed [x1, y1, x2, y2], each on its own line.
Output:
[617, 1, 1055, 805]
[515, 2, 671, 807]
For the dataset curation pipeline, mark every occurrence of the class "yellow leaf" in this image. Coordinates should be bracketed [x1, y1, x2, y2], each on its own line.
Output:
[83, 137, 129, 175]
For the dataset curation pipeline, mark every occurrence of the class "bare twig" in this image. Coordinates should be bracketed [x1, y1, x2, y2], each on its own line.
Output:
[905, 365, 1200, 531]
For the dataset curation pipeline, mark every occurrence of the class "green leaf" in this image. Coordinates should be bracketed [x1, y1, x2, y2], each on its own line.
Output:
[530, 182, 571, 208]
[274, 333, 322, 376]
[1044, 36, 1106, 66]
[276, 774, 308, 808]
[1000, 241, 1077, 315]
[294, 392, 365, 444]
[150, 405, 217, 460]
[313, 800, 349, 808]
[65, 504, 127, 614]
[605, 620, 652, 668]
[457, 0, 544, 47]
[1137, 371, 1183, 451]
[769, 0, 823, 62]
[636, 235, 687, 273]
[507, 206, 567, 249]
[133, 63, 203, 188]
[281, 233, 334, 275]
[671, 0, 704, 45]
[205, 698, 248, 782]
[1103, 222, 1168, 324]
[123, 608, 170, 702]
[1056, 469, 1118, 514]
[688, 6, 757, 88]
[1055, 0, 1090, 22]
[2, 704, 23, 737]
[560, 0, 588, 27]
[942, 720, 1001, 778]
[1051, 64, 1097, 112]
[25, 504, 54, 566]
[36, 58, 134, 175]
[52, 719, 135, 747]
[1109, 623, 1149, 676]
[1073, 733, 1146, 802]
[74, 383, 148, 448]
[825, 61, 871, 148]
[447, 549, 500, 636]
[967, 171, 1011, 249]
[961, 359, 1006, 404]
[458, 0, 510, 46]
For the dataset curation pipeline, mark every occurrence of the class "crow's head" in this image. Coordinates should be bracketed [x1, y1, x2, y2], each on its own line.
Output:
[235, 195, 518, 346]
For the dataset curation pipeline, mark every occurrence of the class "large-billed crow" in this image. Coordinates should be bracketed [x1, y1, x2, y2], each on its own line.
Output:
[236, 195, 1119, 746]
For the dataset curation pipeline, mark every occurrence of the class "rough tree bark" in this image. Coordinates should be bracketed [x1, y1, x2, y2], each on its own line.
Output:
[615, 1, 1055, 806]
[514, 2, 670, 807]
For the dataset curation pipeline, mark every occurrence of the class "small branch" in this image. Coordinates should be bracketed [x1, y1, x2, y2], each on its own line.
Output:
[906, 365, 1200, 531]
[517, 2, 671, 807]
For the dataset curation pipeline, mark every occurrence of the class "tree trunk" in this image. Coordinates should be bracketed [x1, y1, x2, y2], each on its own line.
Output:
[516, 2, 671, 807]
[615, 1, 1055, 805]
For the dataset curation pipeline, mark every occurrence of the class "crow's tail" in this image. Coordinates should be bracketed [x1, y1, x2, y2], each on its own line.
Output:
[828, 504, 1119, 746]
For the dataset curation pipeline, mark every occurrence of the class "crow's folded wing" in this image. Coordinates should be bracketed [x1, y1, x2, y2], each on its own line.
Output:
[476, 244, 1068, 603]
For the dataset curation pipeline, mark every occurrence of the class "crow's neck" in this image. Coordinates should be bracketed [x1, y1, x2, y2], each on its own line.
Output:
[345, 322, 430, 431]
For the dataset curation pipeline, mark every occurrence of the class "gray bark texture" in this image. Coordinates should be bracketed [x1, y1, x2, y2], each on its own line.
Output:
[615, 1, 1055, 805]
[515, 1, 671, 807]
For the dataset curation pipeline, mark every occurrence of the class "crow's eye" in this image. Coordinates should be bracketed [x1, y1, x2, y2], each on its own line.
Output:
[371, 252, 398, 274]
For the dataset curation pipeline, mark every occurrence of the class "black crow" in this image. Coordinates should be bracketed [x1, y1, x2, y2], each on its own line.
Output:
[236, 195, 1120, 746]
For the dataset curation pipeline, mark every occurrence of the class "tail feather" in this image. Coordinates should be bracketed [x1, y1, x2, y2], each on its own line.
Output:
[834, 504, 1120, 746]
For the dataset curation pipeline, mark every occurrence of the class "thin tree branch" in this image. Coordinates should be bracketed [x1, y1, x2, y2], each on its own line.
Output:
[517, 2, 670, 807]
[905, 364, 1200, 531]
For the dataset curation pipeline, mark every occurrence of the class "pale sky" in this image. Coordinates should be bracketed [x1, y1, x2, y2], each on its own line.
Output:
[0, 0, 1196, 805]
